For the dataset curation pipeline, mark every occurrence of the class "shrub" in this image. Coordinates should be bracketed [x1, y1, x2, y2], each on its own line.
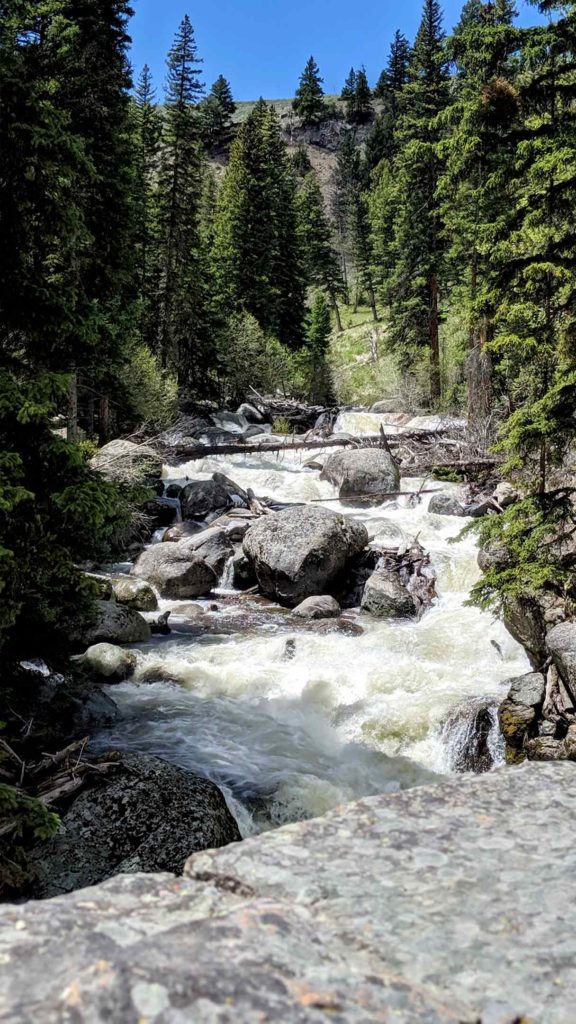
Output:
[218, 313, 305, 403]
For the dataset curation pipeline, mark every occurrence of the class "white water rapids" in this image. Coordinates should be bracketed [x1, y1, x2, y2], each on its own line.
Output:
[96, 442, 529, 836]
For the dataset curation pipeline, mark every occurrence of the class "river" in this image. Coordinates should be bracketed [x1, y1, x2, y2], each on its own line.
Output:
[95, 416, 529, 836]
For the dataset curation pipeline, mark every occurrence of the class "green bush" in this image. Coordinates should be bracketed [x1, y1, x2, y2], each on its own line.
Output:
[121, 344, 178, 432]
[218, 313, 305, 404]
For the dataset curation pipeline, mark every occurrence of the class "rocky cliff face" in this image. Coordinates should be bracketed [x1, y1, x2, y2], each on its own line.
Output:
[2, 763, 575, 1023]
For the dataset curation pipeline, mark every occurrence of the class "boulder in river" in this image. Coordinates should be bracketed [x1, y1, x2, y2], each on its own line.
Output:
[90, 439, 163, 484]
[293, 595, 342, 619]
[243, 506, 368, 606]
[499, 671, 546, 763]
[442, 697, 500, 773]
[163, 521, 205, 543]
[78, 643, 136, 683]
[26, 753, 241, 899]
[361, 569, 416, 618]
[320, 447, 400, 505]
[185, 526, 234, 576]
[428, 492, 466, 517]
[84, 601, 151, 645]
[111, 577, 158, 612]
[180, 479, 234, 521]
[132, 540, 217, 599]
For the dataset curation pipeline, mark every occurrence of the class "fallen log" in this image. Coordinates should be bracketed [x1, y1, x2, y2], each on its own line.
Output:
[162, 429, 467, 463]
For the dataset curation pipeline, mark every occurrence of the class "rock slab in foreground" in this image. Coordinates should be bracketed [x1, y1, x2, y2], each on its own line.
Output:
[243, 505, 368, 606]
[2, 764, 576, 1022]
[26, 753, 241, 899]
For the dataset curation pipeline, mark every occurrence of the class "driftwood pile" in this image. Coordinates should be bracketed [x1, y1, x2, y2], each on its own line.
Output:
[0, 737, 119, 814]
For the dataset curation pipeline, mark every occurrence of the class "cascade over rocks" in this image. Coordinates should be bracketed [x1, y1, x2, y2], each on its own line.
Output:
[320, 447, 400, 504]
[25, 753, 241, 899]
[132, 541, 217, 599]
[243, 505, 368, 606]
[441, 697, 500, 773]
[2, 765, 575, 1023]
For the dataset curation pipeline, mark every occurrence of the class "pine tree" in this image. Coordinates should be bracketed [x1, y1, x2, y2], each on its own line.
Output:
[341, 67, 357, 100]
[305, 292, 335, 404]
[212, 100, 306, 348]
[293, 56, 326, 126]
[374, 30, 411, 113]
[342, 66, 373, 125]
[331, 137, 378, 319]
[440, 0, 519, 423]
[156, 16, 213, 388]
[297, 171, 344, 330]
[200, 74, 236, 150]
[292, 143, 313, 177]
[386, 0, 450, 403]
[134, 64, 162, 350]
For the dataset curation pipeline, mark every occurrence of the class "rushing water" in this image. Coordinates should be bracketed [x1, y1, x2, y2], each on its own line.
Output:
[95, 446, 529, 836]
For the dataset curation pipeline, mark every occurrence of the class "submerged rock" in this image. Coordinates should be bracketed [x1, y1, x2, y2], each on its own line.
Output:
[243, 506, 368, 606]
[26, 753, 241, 899]
[361, 569, 416, 618]
[428, 492, 466, 517]
[132, 540, 217, 599]
[4, 765, 576, 1023]
[320, 447, 400, 505]
[78, 643, 136, 683]
[292, 595, 341, 619]
[83, 601, 151, 645]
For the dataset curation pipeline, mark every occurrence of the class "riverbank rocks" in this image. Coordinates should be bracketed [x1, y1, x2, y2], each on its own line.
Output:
[185, 526, 234, 575]
[442, 697, 500, 773]
[428, 492, 466, 517]
[111, 577, 158, 612]
[361, 568, 416, 618]
[320, 447, 400, 505]
[26, 753, 241, 899]
[243, 506, 368, 606]
[132, 540, 217, 599]
[90, 438, 163, 484]
[546, 622, 576, 699]
[4, 764, 576, 1023]
[78, 643, 136, 683]
[499, 671, 546, 763]
[293, 595, 341, 619]
[84, 600, 151, 645]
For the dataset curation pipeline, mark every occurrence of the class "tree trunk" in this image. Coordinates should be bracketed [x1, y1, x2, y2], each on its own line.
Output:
[98, 396, 110, 445]
[329, 292, 343, 333]
[429, 273, 441, 405]
[67, 372, 78, 442]
[467, 317, 492, 427]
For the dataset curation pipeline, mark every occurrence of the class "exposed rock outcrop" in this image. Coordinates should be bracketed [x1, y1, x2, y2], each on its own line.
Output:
[2, 765, 575, 1023]
[26, 753, 241, 899]
[242, 506, 368, 606]
[320, 447, 400, 505]
[499, 671, 547, 764]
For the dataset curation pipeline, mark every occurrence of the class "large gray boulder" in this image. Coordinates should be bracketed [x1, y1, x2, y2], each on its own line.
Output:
[26, 753, 241, 899]
[428, 492, 466, 517]
[292, 595, 341, 619]
[83, 601, 151, 645]
[180, 474, 248, 521]
[546, 622, 576, 700]
[132, 540, 217, 599]
[3, 765, 576, 1023]
[361, 569, 416, 618]
[90, 439, 163, 483]
[320, 447, 400, 505]
[78, 643, 136, 683]
[111, 577, 158, 612]
[183, 526, 234, 576]
[243, 506, 368, 605]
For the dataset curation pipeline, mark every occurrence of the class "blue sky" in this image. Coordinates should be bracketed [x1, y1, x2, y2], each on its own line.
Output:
[128, 0, 542, 101]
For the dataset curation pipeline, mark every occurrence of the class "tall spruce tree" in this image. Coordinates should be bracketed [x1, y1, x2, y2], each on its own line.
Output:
[134, 64, 162, 351]
[386, 0, 450, 403]
[374, 30, 411, 111]
[305, 292, 335, 404]
[293, 56, 326, 126]
[342, 66, 373, 125]
[200, 74, 236, 150]
[156, 16, 213, 388]
[297, 171, 345, 330]
[440, 0, 519, 423]
[212, 100, 306, 347]
[331, 137, 378, 319]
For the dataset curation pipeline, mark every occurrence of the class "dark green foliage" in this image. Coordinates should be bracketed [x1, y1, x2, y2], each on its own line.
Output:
[375, 30, 411, 109]
[292, 144, 313, 177]
[155, 16, 215, 389]
[296, 171, 344, 328]
[200, 75, 236, 150]
[304, 293, 335, 404]
[212, 100, 306, 348]
[331, 137, 378, 319]
[342, 66, 373, 125]
[383, 0, 450, 402]
[293, 56, 327, 126]
[134, 64, 163, 351]
[0, 782, 59, 896]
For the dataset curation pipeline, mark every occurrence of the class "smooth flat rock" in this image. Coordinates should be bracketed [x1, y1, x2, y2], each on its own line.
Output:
[1, 764, 575, 1022]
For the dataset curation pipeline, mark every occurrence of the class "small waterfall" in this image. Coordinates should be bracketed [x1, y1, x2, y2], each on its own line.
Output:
[441, 697, 504, 774]
[215, 554, 236, 595]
